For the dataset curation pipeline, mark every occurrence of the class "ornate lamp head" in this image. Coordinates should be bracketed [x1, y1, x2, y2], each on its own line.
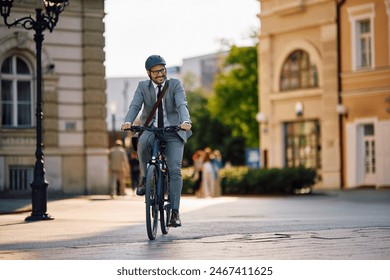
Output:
[43, 0, 69, 18]
[0, 0, 14, 18]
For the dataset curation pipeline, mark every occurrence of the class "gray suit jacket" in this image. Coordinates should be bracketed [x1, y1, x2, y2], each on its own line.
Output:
[124, 78, 192, 142]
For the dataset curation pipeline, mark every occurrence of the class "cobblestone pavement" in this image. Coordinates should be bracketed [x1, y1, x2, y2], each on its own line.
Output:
[0, 189, 389, 260]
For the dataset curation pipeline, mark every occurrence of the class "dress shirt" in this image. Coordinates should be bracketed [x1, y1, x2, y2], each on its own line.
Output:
[152, 81, 169, 127]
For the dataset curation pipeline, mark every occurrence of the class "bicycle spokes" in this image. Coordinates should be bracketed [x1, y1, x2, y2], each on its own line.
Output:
[146, 165, 158, 240]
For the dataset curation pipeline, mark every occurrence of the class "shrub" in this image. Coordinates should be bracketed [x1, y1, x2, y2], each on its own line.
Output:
[220, 166, 317, 195]
[220, 166, 249, 194]
[182, 165, 317, 195]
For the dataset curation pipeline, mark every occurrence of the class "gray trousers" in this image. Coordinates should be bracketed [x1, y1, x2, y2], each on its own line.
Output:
[138, 130, 184, 210]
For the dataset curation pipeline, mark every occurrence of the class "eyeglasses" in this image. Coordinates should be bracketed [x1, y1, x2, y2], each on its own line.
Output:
[149, 68, 166, 75]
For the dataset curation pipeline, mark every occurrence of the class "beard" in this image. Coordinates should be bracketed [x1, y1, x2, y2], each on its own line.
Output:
[151, 74, 166, 85]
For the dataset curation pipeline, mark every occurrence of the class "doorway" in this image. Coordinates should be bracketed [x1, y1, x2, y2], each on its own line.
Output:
[361, 123, 376, 185]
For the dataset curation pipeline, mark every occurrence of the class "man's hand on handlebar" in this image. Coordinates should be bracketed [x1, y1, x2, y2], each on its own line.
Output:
[121, 122, 132, 131]
[180, 121, 192, 131]
[121, 122, 190, 132]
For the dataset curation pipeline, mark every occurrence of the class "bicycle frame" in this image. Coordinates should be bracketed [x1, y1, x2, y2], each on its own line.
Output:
[149, 131, 169, 208]
[127, 126, 180, 240]
[150, 133, 170, 234]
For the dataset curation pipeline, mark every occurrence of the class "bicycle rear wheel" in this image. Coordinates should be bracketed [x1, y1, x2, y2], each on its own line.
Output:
[160, 173, 170, 234]
[145, 164, 158, 240]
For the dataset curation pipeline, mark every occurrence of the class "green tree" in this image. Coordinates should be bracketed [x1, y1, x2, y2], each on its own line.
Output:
[185, 89, 233, 165]
[208, 45, 259, 148]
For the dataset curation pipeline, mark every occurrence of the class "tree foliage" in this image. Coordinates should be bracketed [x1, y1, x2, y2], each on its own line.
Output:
[184, 45, 259, 166]
[185, 90, 244, 165]
[208, 45, 259, 148]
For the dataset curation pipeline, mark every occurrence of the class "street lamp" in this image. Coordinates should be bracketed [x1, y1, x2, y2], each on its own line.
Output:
[256, 112, 268, 134]
[0, 0, 69, 221]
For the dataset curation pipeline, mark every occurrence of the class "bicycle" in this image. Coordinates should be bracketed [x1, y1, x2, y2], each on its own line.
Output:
[126, 125, 182, 240]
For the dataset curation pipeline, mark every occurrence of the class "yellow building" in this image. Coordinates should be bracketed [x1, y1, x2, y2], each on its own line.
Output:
[340, 0, 390, 188]
[0, 0, 108, 195]
[258, 0, 390, 189]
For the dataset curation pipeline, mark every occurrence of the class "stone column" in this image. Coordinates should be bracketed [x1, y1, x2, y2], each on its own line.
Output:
[82, 0, 109, 194]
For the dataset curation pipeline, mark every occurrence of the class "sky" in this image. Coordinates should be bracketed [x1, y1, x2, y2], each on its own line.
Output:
[104, 0, 260, 77]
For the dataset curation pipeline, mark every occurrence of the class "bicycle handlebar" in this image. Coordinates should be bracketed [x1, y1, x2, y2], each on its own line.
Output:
[124, 125, 184, 133]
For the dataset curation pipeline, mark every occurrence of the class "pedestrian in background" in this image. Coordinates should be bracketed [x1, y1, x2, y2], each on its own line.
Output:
[129, 150, 140, 195]
[212, 149, 223, 197]
[198, 148, 215, 198]
[192, 149, 204, 194]
[109, 139, 130, 198]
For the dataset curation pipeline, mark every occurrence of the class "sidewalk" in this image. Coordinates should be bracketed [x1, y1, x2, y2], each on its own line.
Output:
[0, 197, 32, 214]
[0, 189, 389, 260]
[1, 187, 389, 215]
[0, 191, 141, 215]
[0, 194, 82, 215]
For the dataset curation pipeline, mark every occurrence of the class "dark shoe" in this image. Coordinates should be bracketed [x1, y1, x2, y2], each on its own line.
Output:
[136, 177, 146, 196]
[169, 210, 181, 227]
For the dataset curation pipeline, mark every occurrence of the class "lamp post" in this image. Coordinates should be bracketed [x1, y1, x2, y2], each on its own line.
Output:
[0, 0, 69, 221]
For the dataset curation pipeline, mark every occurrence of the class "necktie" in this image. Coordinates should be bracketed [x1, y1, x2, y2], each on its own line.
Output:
[157, 85, 164, 128]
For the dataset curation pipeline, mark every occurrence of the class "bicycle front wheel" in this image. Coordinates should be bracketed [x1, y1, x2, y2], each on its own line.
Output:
[160, 173, 170, 234]
[145, 164, 158, 240]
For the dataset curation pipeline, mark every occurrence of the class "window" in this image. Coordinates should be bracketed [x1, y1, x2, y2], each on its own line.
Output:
[357, 19, 372, 68]
[1, 55, 34, 127]
[347, 3, 375, 70]
[284, 121, 321, 169]
[280, 50, 318, 91]
[9, 165, 34, 192]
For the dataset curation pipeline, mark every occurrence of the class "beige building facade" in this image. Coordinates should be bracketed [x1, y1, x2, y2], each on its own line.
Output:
[340, 0, 390, 188]
[0, 0, 108, 195]
[258, 0, 390, 189]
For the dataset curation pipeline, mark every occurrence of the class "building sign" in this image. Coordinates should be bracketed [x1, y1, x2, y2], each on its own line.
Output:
[246, 148, 261, 168]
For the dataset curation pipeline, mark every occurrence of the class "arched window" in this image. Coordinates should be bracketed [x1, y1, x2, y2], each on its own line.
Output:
[1, 55, 34, 127]
[280, 50, 318, 91]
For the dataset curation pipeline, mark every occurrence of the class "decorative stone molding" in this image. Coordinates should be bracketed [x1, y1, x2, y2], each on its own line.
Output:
[81, 1, 108, 149]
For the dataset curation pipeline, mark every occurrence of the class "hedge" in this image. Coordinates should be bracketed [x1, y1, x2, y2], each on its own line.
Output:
[182, 166, 317, 195]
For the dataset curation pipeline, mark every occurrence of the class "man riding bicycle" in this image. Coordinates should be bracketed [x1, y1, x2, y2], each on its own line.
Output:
[121, 55, 192, 227]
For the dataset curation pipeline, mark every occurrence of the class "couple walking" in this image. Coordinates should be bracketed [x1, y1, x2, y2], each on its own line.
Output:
[192, 148, 223, 198]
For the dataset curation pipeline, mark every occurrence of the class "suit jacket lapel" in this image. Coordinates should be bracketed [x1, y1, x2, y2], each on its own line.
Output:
[148, 80, 156, 105]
